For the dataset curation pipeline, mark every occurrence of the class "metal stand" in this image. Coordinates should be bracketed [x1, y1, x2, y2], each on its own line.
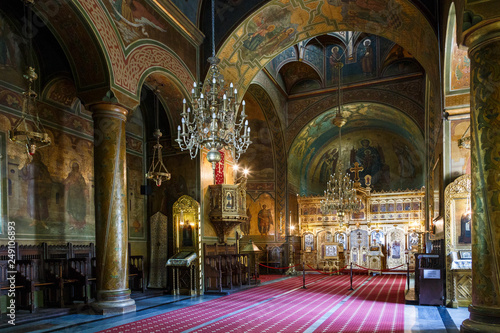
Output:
[406, 261, 410, 292]
[302, 262, 307, 289]
[286, 237, 298, 276]
[348, 262, 354, 291]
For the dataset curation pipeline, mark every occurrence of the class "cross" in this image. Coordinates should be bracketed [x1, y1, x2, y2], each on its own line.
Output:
[350, 162, 364, 187]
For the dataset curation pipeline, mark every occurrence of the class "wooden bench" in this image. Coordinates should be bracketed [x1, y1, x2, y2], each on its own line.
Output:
[203, 244, 250, 291]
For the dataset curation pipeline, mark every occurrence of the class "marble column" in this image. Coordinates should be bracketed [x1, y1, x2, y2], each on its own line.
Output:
[91, 102, 136, 314]
[461, 30, 500, 332]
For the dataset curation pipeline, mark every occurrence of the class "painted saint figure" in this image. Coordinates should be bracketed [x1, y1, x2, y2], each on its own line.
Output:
[361, 39, 373, 76]
[21, 152, 52, 229]
[64, 162, 88, 230]
[391, 240, 401, 259]
[243, 25, 275, 51]
[182, 221, 193, 247]
[459, 211, 471, 244]
[257, 204, 273, 236]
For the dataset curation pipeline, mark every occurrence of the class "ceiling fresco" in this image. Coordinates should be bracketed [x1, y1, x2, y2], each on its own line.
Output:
[266, 32, 421, 95]
[216, 0, 438, 97]
[288, 102, 424, 195]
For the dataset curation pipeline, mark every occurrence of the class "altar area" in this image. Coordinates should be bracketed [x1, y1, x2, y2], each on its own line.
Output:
[298, 188, 425, 273]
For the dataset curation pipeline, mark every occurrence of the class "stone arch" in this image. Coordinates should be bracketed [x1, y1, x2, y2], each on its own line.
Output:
[138, 70, 190, 136]
[216, 0, 438, 96]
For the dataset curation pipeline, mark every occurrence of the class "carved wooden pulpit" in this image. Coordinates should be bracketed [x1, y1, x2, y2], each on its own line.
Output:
[208, 181, 248, 243]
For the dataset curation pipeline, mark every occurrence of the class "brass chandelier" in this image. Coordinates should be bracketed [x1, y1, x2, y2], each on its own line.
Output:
[146, 85, 171, 186]
[9, 0, 51, 156]
[320, 62, 361, 226]
[175, 0, 251, 183]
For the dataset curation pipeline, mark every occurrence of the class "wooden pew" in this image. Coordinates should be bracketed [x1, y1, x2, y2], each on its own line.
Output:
[204, 255, 222, 292]
[17, 244, 59, 312]
[128, 243, 145, 293]
[203, 244, 249, 291]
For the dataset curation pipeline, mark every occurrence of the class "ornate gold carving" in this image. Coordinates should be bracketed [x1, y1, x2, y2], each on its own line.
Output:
[445, 174, 471, 307]
[208, 183, 248, 243]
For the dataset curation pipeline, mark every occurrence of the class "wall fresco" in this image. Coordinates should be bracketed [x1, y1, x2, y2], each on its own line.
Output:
[0, 12, 26, 88]
[246, 193, 275, 238]
[449, 20, 470, 92]
[289, 102, 424, 194]
[450, 118, 471, 179]
[3, 114, 96, 240]
[127, 153, 145, 239]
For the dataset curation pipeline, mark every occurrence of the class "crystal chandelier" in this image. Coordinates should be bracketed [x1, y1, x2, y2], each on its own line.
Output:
[320, 63, 361, 226]
[175, 0, 251, 184]
[146, 85, 171, 187]
[9, 0, 51, 156]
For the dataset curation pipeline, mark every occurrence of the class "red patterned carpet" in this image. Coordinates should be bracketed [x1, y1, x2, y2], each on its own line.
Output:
[99, 274, 406, 333]
[258, 274, 287, 283]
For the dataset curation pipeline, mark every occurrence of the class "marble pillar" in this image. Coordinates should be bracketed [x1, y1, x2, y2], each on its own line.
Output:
[461, 33, 500, 332]
[91, 102, 136, 314]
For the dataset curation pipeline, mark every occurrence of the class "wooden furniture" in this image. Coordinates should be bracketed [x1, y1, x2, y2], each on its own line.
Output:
[203, 243, 250, 292]
[415, 240, 445, 306]
[128, 243, 145, 293]
[0, 241, 142, 312]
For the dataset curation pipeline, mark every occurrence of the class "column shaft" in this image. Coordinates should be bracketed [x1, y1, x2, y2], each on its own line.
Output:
[92, 102, 135, 314]
[461, 38, 500, 332]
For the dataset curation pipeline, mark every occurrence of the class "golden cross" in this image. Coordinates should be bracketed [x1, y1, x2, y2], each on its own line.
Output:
[350, 162, 364, 187]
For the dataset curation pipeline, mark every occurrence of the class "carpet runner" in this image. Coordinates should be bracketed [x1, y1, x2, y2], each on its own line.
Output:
[99, 274, 406, 333]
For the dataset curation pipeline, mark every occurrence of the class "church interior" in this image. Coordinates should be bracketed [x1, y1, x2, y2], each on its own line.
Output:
[0, 0, 498, 332]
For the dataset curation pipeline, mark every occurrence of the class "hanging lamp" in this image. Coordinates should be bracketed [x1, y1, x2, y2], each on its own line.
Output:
[9, 0, 51, 156]
[146, 85, 171, 186]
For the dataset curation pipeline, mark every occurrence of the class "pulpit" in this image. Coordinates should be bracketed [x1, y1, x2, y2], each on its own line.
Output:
[208, 182, 247, 243]
[166, 195, 201, 295]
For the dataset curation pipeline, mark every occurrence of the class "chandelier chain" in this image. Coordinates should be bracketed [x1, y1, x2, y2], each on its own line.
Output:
[176, 0, 252, 184]
[211, 0, 215, 58]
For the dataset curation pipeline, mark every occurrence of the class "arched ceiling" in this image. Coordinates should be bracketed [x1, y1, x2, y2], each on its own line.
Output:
[288, 102, 425, 194]
[216, 0, 438, 97]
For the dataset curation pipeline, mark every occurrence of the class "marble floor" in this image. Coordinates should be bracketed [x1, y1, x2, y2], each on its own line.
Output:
[1, 276, 470, 333]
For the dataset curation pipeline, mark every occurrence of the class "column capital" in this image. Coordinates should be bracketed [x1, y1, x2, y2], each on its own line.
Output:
[90, 102, 129, 121]
[463, 19, 500, 52]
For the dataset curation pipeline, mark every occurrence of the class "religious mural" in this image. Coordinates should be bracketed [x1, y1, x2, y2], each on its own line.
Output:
[454, 197, 472, 245]
[449, 24, 470, 92]
[216, 0, 439, 99]
[241, 6, 298, 57]
[450, 118, 471, 179]
[237, 94, 274, 181]
[0, 12, 26, 87]
[108, 0, 166, 44]
[246, 193, 275, 238]
[127, 153, 145, 239]
[267, 33, 420, 95]
[4, 122, 95, 240]
[290, 103, 424, 195]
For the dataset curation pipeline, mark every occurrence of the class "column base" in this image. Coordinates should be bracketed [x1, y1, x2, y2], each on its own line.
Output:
[91, 289, 136, 315]
[461, 305, 500, 332]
